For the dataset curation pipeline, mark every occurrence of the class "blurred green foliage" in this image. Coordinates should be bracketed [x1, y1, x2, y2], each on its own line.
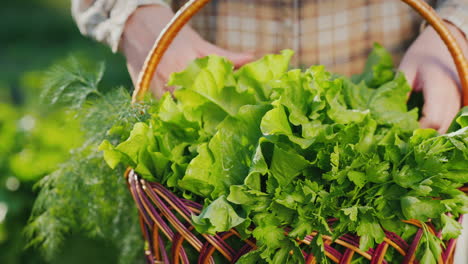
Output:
[0, 0, 133, 263]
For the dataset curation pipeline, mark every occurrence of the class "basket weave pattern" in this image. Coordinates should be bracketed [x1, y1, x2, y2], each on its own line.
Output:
[127, 170, 464, 264]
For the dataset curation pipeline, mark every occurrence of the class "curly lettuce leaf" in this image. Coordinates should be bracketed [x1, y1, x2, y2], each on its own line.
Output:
[192, 196, 245, 235]
[94, 46, 468, 264]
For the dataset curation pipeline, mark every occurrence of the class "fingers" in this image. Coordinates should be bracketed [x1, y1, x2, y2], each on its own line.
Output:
[149, 75, 166, 98]
[418, 67, 461, 133]
[216, 49, 255, 68]
[201, 42, 255, 68]
[127, 28, 254, 98]
[399, 54, 420, 92]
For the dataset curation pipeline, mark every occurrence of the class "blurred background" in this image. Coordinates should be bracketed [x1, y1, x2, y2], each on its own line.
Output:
[1, 0, 131, 263]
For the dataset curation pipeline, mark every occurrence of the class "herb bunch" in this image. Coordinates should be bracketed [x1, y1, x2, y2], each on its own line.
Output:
[26, 58, 152, 263]
[100, 45, 468, 263]
[29, 45, 468, 264]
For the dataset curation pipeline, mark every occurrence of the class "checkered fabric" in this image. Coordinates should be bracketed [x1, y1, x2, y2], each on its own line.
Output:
[72, 0, 468, 75]
[174, 0, 438, 75]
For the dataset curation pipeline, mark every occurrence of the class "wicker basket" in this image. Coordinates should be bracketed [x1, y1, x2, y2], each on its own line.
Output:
[128, 0, 468, 263]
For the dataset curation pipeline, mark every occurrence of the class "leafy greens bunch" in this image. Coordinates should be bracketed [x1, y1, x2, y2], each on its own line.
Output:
[100, 44, 468, 263]
[29, 45, 468, 264]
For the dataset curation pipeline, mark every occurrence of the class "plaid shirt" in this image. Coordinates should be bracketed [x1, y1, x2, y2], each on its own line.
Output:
[176, 0, 467, 75]
[73, 0, 468, 75]
[72, 0, 468, 75]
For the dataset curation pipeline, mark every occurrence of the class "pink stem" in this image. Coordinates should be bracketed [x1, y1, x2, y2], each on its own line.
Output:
[403, 228, 423, 264]
[442, 214, 464, 262]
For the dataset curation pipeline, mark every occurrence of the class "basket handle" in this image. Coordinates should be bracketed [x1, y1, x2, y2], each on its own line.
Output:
[132, 0, 468, 106]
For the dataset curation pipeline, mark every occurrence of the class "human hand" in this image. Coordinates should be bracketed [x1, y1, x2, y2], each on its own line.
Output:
[121, 5, 253, 97]
[120, 5, 254, 98]
[399, 22, 468, 133]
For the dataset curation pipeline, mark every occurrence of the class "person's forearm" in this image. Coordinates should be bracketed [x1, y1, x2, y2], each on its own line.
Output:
[71, 0, 171, 52]
[444, 21, 468, 66]
[121, 5, 174, 56]
[429, 21, 468, 90]
[119, 3, 253, 97]
[82, 0, 94, 7]
[446, 22, 467, 41]
[436, 0, 468, 39]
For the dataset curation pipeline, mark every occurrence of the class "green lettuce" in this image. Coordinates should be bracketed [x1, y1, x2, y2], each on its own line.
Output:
[100, 45, 468, 264]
